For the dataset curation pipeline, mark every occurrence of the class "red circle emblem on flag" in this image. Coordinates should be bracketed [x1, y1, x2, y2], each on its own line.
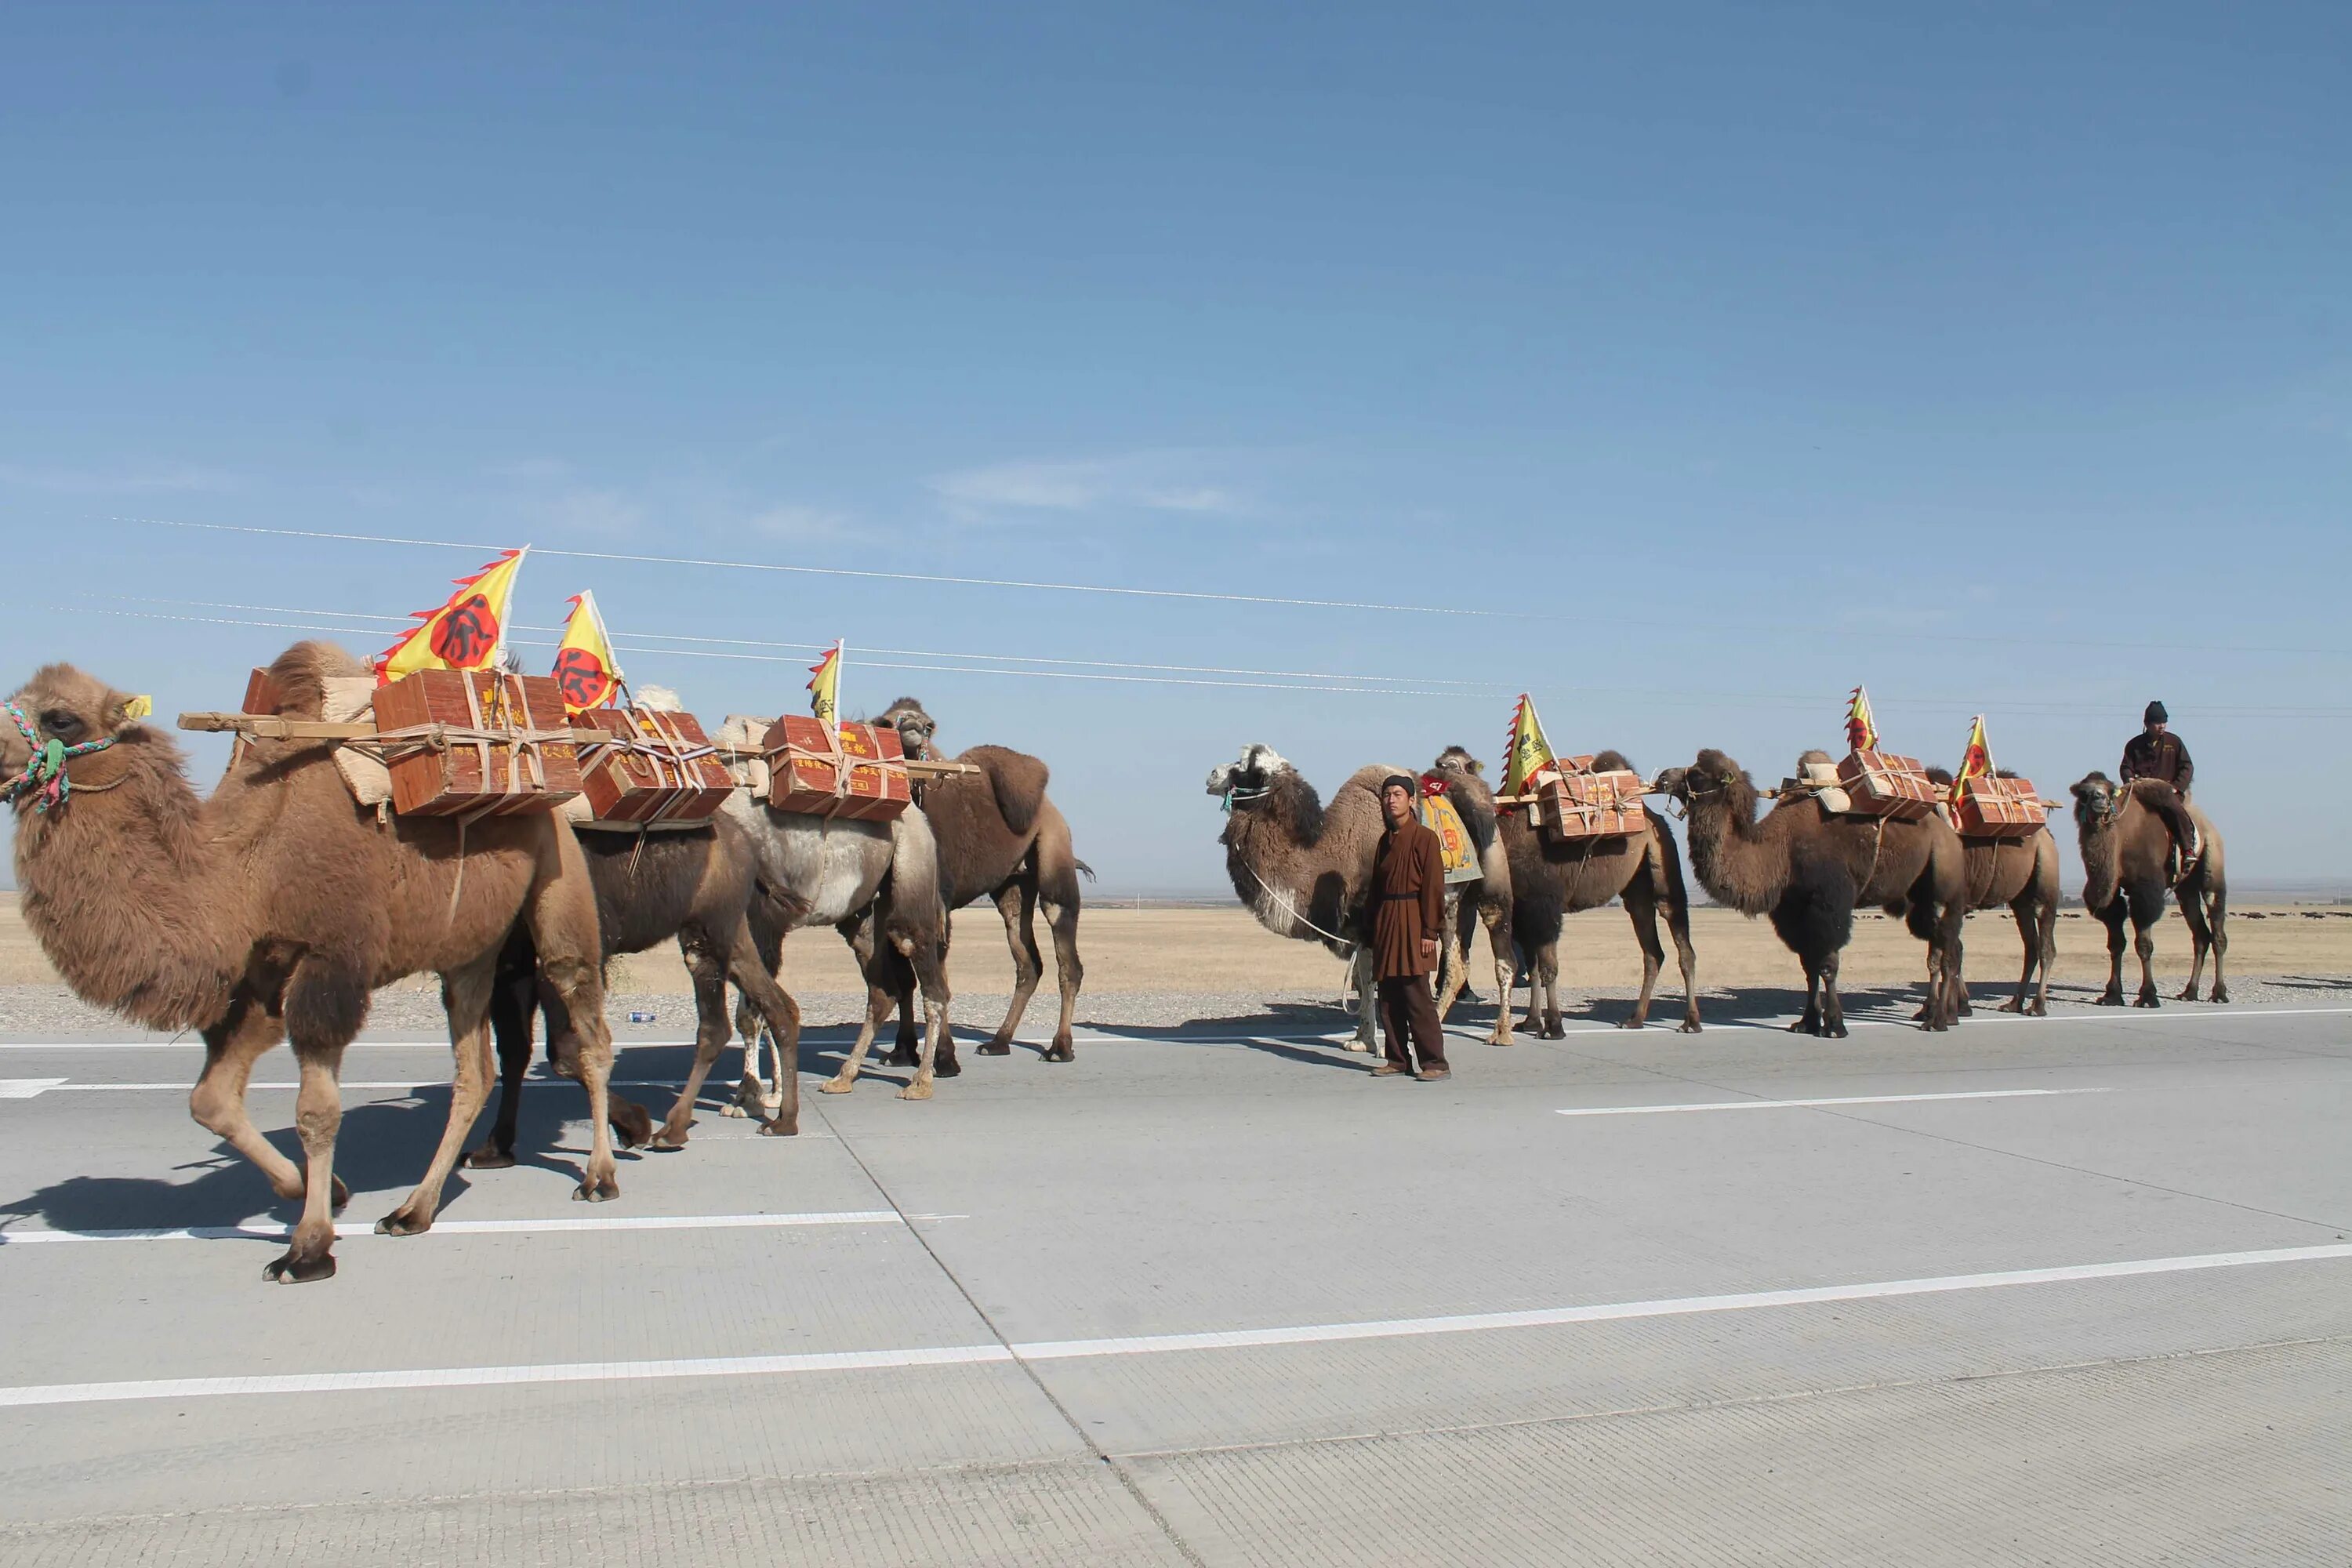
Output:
[554, 646, 612, 709]
[430, 593, 500, 666]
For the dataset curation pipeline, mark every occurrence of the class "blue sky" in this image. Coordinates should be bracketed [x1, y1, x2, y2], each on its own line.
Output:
[3, 3, 2346, 893]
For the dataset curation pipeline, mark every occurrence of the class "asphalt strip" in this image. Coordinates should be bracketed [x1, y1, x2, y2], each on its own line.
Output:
[2, 1242, 2347, 1410]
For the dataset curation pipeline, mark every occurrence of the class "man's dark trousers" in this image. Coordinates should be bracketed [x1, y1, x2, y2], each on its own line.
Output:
[1377, 976, 1447, 1073]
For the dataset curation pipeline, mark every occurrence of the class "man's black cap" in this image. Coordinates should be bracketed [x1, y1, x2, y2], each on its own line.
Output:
[1381, 773, 1417, 797]
[2144, 700, 2168, 724]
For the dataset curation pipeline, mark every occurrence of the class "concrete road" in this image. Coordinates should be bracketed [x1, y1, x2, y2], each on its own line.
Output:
[0, 995, 2347, 1565]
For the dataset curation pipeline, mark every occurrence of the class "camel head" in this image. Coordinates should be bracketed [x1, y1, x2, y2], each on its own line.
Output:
[2, 664, 151, 784]
[2070, 772, 2127, 833]
[875, 697, 940, 761]
[1432, 745, 1484, 778]
[1205, 742, 1291, 806]
[1656, 748, 1748, 808]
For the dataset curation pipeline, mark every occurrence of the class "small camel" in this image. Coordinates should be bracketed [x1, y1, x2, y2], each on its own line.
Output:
[1656, 748, 1966, 1036]
[1433, 746, 1701, 1036]
[2, 644, 620, 1283]
[1923, 768, 2060, 1017]
[2070, 773, 2227, 1006]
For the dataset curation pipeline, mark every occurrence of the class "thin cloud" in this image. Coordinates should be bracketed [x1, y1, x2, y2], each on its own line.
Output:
[927, 452, 1258, 524]
[0, 462, 239, 495]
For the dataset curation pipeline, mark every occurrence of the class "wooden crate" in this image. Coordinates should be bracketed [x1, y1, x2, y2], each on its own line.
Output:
[1837, 750, 1940, 822]
[371, 669, 582, 818]
[574, 706, 736, 824]
[1953, 774, 2047, 839]
[1538, 767, 1648, 840]
[760, 715, 912, 822]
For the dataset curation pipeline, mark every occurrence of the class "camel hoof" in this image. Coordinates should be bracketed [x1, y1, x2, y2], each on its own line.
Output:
[719, 1103, 748, 1118]
[648, 1127, 691, 1152]
[1343, 1040, 1375, 1054]
[760, 1116, 798, 1137]
[263, 1250, 336, 1283]
[898, 1080, 935, 1102]
[463, 1144, 516, 1171]
[818, 1076, 855, 1095]
[373, 1209, 431, 1237]
[2175, 987, 2198, 1002]
[1615, 1018, 1645, 1031]
[2211, 987, 2230, 1004]
[1678, 1021, 1703, 1034]
[885, 1047, 924, 1067]
[2135, 996, 2162, 1009]
[610, 1105, 655, 1149]
[2095, 994, 2124, 1007]
[975, 1042, 1012, 1057]
[2027, 1003, 2048, 1017]
[935, 1056, 963, 1078]
[1042, 1043, 1075, 1064]
[1996, 1000, 2023, 1014]
[573, 1174, 620, 1203]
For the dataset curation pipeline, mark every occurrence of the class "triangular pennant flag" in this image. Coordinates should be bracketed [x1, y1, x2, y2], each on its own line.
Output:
[1951, 714, 1994, 809]
[1846, 684, 1879, 753]
[1502, 692, 1559, 797]
[808, 641, 842, 729]
[551, 590, 623, 715]
[375, 548, 528, 684]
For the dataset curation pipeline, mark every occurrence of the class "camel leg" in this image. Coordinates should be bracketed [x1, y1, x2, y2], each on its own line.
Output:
[822, 975, 894, 1096]
[2031, 895, 2056, 1016]
[650, 927, 734, 1149]
[2205, 886, 2229, 1004]
[521, 839, 619, 1201]
[1791, 955, 1824, 1035]
[1433, 889, 1468, 1023]
[267, 1038, 349, 1284]
[1620, 882, 1668, 1031]
[898, 935, 952, 1102]
[2092, 903, 2127, 1004]
[1346, 946, 1378, 1051]
[1662, 894, 1702, 1033]
[2129, 885, 2163, 1008]
[727, 913, 785, 1116]
[1038, 885, 1083, 1063]
[1817, 949, 1849, 1038]
[190, 995, 312, 1206]
[721, 924, 800, 1132]
[465, 945, 537, 1169]
[984, 879, 1045, 1056]
[1533, 942, 1564, 1039]
[375, 956, 502, 1236]
[1482, 901, 1514, 1046]
[1998, 900, 2033, 1015]
[2176, 882, 2214, 1003]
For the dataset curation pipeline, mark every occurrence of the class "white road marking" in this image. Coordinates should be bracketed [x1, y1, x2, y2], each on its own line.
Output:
[1555, 1087, 2113, 1117]
[0, 1210, 930, 1247]
[0, 1079, 67, 1098]
[1, 1242, 2343, 1408]
[31, 1080, 706, 1094]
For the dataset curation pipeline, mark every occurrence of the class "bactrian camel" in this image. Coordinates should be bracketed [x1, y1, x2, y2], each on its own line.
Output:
[2070, 773, 2227, 1006]
[710, 716, 953, 1105]
[1205, 744, 1512, 1051]
[861, 696, 1092, 1065]
[1433, 746, 1702, 1036]
[2, 643, 620, 1283]
[1923, 766, 2060, 1017]
[1656, 748, 1966, 1036]
[472, 805, 803, 1165]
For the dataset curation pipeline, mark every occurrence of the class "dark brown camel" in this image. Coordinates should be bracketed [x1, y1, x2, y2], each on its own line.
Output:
[1922, 767, 2060, 1017]
[1656, 748, 1967, 1036]
[469, 809, 804, 1166]
[2, 643, 619, 1283]
[1433, 746, 1702, 1036]
[2070, 773, 2227, 1006]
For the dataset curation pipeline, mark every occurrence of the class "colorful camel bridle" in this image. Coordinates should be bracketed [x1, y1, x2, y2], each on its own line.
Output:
[1, 699, 118, 815]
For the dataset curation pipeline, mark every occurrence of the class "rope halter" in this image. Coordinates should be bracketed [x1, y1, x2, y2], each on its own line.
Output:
[1, 699, 118, 815]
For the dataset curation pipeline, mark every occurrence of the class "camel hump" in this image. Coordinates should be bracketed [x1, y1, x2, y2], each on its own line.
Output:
[964, 745, 1051, 837]
[1924, 765, 1955, 787]
[260, 641, 368, 718]
[1590, 749, 1635, 775]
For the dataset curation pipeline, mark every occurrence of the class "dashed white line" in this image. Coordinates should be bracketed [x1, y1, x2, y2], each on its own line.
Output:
[1556, 1087, 2113, 1117]
[2, 1242, 2344, 1407]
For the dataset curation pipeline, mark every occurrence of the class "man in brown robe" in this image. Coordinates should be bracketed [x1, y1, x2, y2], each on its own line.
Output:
[1368, 773, 1450, 1080]
[2121, 700, 2193, 798]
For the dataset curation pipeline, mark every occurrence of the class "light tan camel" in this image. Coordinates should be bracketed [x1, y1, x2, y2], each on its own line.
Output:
[2070, 773, 2227, 1006]
[2, 644, 619, 1283]
[865, 697, 1091, 1063]
[1433, 746, 1701, 1036]
[1923, 767, 2060, 1017]
[1655, 748, 1966, 1035]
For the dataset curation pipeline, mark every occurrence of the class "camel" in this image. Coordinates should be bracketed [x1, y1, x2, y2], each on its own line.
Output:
[850, 697, 1091, 1064]
[1204, 744, 1509, 1051]
[2069, 773, 2226, 1006]
[469, 807, 804, 1165]
[1654, 748, 1966, 1036]
[2, 643, 619, 1283]
[710, 717, 952, 1105]
[1433, 746, 1701, 1036]
[1922, 768, 2060, 1017]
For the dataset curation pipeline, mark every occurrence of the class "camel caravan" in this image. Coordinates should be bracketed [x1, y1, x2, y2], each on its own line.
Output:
[1213, 685, 2225, 1045]
[1, 552, 1089, 1283]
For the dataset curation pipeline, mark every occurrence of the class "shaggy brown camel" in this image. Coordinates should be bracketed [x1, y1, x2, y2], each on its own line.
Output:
[1922, 767, 2060, 1017]
[1433, 746, 1702, 1036]
[1655, 748, 1966, 1036]
[2, 644, 619, 1283]
[470, 808, 804, 1164]
[2069, 773, 2227, 1006]
[866, 697, 1092, 1063]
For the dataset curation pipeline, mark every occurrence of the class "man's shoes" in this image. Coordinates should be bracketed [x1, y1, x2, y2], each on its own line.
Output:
[1370, 1063, 1410, 1076]
[1415, 1067, 1452, 1081]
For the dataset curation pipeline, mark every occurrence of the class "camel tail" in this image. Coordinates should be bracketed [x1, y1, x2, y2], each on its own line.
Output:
[1073, 858, 1096, 882]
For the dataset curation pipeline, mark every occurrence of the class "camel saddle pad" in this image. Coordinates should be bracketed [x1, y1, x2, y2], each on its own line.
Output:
[573, 705, 734, 824]
[1953, 774, 2047, 839]
[760, 714, 911, 822]
[241, 668, 394, 808]
[1414, 786, 1482, 885]
[1538, 768, 1647, 840]
[371, 670, 583, 818]
[1836, 750, 1938, 822]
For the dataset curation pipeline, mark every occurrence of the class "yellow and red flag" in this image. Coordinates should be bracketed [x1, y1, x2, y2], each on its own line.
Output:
[374, 547, 528, 684]
[550, 590, 622, 714]
[1951, 714, 1994, 809]
[808, 640, 843, 729]
[1845, 684, 1879, 753]
[1502, 692, 1559, 797]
